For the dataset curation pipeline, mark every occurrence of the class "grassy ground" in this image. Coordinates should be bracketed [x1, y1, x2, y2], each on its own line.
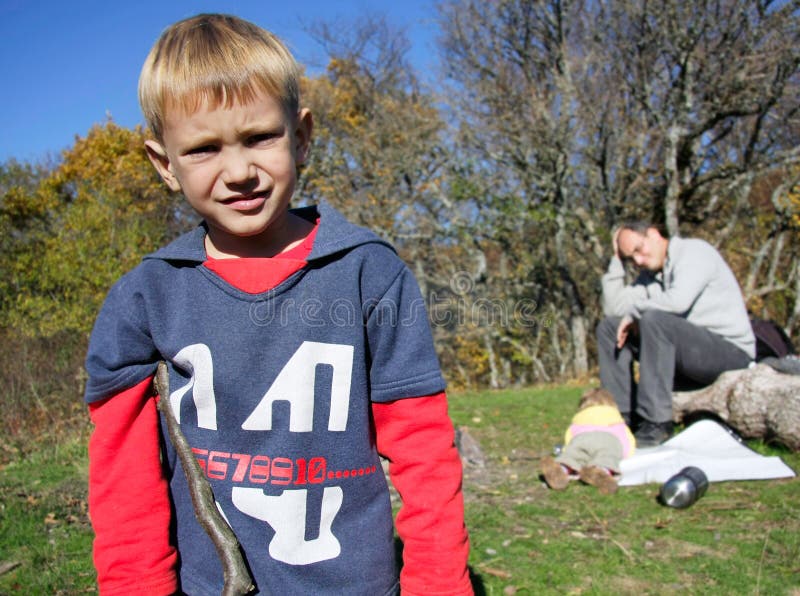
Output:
[0, 429, 95, 594]
[1, 385, 798, 594]
[450, 384, 800, 595]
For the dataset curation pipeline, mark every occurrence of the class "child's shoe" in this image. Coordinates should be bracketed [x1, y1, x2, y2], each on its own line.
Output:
[541, 456, 569, 490]
[579, 465, 618, 495]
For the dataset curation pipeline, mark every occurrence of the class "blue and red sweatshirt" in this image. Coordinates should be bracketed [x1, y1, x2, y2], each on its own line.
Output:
[85, 201, 472, 595]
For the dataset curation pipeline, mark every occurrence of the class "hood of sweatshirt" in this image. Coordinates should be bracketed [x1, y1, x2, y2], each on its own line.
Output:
[142, 199, 392, 265]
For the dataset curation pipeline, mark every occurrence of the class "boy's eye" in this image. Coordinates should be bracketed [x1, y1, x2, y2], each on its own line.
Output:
[248, 132, 281, 146]
[186, 144, 217, 156]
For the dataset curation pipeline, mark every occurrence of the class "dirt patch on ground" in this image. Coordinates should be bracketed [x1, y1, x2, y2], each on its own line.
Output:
[643, 536, 736, 560]
[604, 575, 665, 594]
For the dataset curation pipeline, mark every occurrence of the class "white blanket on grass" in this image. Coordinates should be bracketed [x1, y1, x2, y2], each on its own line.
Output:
[619, 419, 796, 486]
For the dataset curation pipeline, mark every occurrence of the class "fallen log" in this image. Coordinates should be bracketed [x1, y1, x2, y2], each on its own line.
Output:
[672, 363, 800, 451]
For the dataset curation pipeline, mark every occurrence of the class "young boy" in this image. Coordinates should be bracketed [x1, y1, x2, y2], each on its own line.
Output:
[84, 13, 472, 596]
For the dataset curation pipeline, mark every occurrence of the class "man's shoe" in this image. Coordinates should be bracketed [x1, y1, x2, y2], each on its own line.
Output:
[635, 420, 674, 448]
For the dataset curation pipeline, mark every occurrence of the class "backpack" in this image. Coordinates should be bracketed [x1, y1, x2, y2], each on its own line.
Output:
[750, 318, 795, 360]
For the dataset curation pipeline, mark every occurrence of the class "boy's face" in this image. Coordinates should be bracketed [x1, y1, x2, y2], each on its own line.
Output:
[145, 90, 312, 257]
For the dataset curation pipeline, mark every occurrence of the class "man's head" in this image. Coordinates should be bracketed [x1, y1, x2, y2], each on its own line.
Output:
[138, 13, 301, 143]
[616, 221, 669, 271]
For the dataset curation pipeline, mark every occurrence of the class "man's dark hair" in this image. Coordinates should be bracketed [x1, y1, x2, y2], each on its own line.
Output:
[618, 220, 668, 237]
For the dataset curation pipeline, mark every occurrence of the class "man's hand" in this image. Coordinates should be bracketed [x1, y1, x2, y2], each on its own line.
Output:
[616, 314, 635, 348]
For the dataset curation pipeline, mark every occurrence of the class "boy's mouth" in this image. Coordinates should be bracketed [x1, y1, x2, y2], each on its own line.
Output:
[221, 192, 268, 211]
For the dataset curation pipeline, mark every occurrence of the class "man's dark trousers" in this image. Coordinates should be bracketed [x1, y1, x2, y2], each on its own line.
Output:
[596, 310, 752, 424]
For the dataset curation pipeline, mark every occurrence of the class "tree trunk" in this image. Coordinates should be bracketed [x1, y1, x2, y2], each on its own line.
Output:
[570, 315, 589, 377]
[790, 265, 800, 330]
[663, 124, 683, 237]
[672, 363, 800, 451]
[484, 335, 500, 389]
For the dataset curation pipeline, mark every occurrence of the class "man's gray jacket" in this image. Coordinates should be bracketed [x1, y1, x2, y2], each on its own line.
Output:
[601, 236, 755, 358]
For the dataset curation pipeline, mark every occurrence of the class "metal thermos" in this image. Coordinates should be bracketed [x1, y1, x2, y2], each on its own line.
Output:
[659, 466, 709, 508]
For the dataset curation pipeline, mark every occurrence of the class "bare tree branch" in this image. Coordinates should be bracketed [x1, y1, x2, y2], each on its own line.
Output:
[154, 362, 255, 596]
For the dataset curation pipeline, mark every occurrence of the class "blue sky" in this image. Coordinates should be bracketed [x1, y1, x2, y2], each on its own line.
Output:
[0, 0, 440, 163]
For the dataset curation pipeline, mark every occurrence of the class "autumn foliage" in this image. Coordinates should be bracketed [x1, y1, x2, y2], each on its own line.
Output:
[1, 2, 799, 456]
[0, 122, 187, 456]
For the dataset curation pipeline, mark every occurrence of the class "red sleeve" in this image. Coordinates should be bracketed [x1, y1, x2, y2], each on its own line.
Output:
[88, 377, 178, 595]
[372, 393, 473, 596]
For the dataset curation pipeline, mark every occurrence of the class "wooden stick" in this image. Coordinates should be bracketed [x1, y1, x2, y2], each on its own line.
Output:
[155, 361, 256, 596]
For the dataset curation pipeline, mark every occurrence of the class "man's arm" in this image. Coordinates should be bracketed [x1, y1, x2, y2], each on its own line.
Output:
[601, 257, 662, 318]
[627, 240, 716, 319]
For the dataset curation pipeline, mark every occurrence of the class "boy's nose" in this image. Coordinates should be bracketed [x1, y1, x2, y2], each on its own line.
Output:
[221, 148, 257, 185]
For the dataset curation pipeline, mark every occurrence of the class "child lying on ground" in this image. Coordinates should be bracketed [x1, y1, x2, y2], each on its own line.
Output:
[540, 388, 635, 494]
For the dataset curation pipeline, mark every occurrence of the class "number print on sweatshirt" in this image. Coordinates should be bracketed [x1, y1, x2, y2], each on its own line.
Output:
[168, 340, 358, 566]
[168, 341, 353, 432]
[170, 343, 218, 429]
[242, 340, 353, 432]
[233, 487, 344, 564]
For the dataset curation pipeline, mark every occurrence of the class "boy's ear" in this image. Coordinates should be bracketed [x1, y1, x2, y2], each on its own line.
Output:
[144, 140, 182, 192]
[293, 108, 313, 165]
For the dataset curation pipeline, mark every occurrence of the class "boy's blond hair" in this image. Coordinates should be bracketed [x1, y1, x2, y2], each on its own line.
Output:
[139, 13, 300, 141]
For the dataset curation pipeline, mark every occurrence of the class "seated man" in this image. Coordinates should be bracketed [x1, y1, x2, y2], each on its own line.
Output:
[597, 222, 755, 447]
